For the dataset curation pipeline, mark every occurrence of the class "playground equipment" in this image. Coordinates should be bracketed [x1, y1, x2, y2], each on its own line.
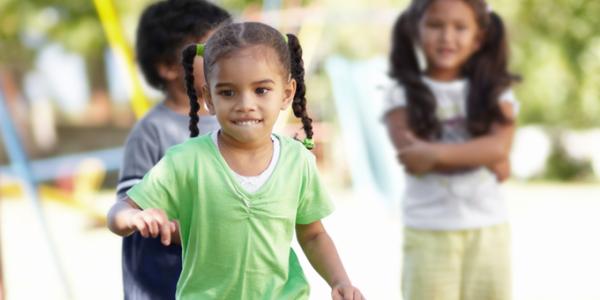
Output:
[325, 55, 404, 204]
[0, 83, 74, 299]
[0, 1, 140, 297]
[0, 3, 402, 298]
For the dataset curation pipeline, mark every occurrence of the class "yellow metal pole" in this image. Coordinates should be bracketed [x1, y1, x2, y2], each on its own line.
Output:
[93, 0, 150, 119]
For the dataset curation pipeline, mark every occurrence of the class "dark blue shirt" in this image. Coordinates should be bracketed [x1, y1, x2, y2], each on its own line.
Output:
[122, 233, 182, 300]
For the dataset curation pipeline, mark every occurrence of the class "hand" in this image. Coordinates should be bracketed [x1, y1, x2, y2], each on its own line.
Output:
[488, 159, 511, 182]
[332, 282, 364, 300]
[127, 208, 177, 246]
[397, 132, 437, 175]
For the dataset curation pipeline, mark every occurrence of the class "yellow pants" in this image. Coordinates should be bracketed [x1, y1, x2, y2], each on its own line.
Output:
[402, 223, 511, 300]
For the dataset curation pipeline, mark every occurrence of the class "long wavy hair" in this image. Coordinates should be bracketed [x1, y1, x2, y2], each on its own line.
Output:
[181, 22, 313, 147]
[390, 0, 519, 139]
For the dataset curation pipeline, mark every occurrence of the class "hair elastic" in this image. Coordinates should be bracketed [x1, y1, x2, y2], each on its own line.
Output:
[196, 43, 205, 57]
[302, 138, 314, 150]
[282, 34, 288, 44]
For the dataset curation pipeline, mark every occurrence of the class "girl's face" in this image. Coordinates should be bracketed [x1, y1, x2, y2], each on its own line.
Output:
[418, 0, 482, 80]
[203, 45, 295, 146]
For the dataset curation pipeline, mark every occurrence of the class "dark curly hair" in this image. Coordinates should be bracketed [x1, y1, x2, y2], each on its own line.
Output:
[135, 0, 230, 90]
[182, 22, 313, 147]
[390, 0, 519, 139]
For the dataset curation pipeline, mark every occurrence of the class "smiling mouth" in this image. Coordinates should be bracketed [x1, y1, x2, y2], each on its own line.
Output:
[233, 119, 262, 126]
[438, 49, 455, 55]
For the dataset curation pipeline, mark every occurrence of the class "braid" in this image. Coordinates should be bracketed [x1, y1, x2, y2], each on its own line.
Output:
[182, 44, 200, 137]
[286, 34, 313, 142]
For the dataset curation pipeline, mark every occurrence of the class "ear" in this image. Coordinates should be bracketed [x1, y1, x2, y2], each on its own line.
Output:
[281, 77, 296, 110]
[202, 84, 216, 115]
[157, 63, 180, 81]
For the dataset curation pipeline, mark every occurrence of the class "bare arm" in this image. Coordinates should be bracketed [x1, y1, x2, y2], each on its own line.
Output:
[432, 102, 516, 168]
[107, 196, 177, 246]
[296, 221, 362, 299]
[107, 197, 142, 236]
[384, 102, 515, 174]
[383, 107, 413, 151]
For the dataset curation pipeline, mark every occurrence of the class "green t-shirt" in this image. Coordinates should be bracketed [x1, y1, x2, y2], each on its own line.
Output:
[127, 134, 335, 299]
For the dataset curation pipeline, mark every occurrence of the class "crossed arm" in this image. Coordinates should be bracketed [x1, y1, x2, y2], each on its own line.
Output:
[384, 101, 516, 180]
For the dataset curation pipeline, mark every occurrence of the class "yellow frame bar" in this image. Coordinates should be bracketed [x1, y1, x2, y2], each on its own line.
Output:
[93, 0, 150, 118]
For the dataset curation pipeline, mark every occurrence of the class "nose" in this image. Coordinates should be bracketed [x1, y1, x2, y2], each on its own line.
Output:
[441, 26, 453, 42]
[235, 91, 257, 112]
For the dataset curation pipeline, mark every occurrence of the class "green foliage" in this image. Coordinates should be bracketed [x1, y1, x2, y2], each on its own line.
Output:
[544, 143, 594, 181]
[510, 0, 600, 128]
[1, 0, 599, 130]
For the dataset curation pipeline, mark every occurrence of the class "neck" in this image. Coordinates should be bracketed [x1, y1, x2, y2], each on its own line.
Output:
[218, 131, 272, 153]
[217, 131, 274, 176]
[425, 67, 461, 82]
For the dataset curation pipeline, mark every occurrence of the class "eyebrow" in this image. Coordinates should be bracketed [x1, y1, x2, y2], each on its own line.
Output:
[214, 79, 275, 88]
[253, 79, 275, 85]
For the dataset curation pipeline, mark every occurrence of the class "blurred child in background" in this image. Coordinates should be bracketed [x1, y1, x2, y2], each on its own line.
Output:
[384, 0, 519, 299]
[115, 1, 230, 298]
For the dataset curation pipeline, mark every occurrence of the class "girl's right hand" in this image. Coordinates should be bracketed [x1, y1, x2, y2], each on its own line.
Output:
[127, 208, 177, 246]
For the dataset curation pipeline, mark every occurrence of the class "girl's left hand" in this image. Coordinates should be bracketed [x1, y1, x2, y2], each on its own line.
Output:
[332, 282, 364, 300]
[397, 132, 437, 175]
[489, 159, 511, 182]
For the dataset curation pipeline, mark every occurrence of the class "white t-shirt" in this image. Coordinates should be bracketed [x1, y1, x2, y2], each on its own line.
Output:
[384, 76, 519, 230]
[211, 131, 280, 193]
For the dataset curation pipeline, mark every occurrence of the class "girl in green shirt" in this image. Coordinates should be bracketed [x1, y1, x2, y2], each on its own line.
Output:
[108, 22, 363, 300]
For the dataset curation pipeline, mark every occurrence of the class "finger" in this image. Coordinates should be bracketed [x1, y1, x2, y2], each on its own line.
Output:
[143, 215, 159, 238]
[344, 288, 355, 300]
[170, 221, 177, 233]
[160, 222, 172, 246]
[148, 210, 170, 243]
[132, 217, 149, 238]
[353, 289, 362, 300]
[331, 289, 342, 300]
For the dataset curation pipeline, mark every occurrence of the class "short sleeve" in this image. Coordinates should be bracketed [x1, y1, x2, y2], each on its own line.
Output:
[383, 83, 408, 113]
[296, 154, 335, 224]
[127, 153, 180, 220]
[499, 88, 520, 116]
[116, 132, 159, 201]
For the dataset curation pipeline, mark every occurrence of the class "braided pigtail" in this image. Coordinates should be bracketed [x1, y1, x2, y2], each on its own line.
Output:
[182, 44, 201, 137]
[286, 34, 314, 149]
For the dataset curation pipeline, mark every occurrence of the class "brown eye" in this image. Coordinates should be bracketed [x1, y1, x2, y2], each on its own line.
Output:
[218, 89, 234, 97]
[255, 87, 269, 95]
[426, 20, 443, 29]
[455, 24, 467, 31]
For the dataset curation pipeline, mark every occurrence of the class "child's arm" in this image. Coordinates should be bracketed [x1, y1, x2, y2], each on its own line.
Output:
[296, 221, 363, 300]
[107, 197, 177, 246]
[488, 155, 511, 182]
[384, 102, 515, 176]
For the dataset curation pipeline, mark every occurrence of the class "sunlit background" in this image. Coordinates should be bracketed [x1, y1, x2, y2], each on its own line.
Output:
[1, 0, 600, 299]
